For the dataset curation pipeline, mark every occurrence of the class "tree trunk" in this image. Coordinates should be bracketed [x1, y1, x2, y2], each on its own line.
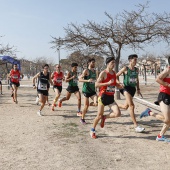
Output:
[115, 49, 121, 100]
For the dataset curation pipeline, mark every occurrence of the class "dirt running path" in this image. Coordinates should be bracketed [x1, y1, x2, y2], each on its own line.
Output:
[0, 78, 169, 170]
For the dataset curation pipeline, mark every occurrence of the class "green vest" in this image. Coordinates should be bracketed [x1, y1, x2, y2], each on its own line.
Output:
[82, 69, 96, 93]
[123, 67, 138, 87]
[68, 71, 78, 86]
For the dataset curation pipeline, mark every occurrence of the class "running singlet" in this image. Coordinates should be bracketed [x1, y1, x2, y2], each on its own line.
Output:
[160, 67, 170, 95]
[68, 71, 78, 86]
[10, 69, 20, 83]
[123, 67, 138, 87]
[37, 72, 49, 90]
[99, 70, 116, 96]
[82, 69, 96, 93]
[53, 71, 63, 86]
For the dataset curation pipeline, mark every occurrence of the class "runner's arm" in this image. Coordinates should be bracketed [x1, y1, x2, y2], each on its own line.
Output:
[95, 71, 112, 88]
[20, 72, 24, 79]
[79, 69, 93, 83]
[65, 72, 74, 82]
[156, 67, 170, 87]
[49, 73, 53, 86]
[32, 73, 40, 86]
[116, 66, 126, 77]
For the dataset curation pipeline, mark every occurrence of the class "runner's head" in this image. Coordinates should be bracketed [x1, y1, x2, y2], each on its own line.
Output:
[13, 64, 18, 70]
[42, 64, 49, 72]
[128, 54, 138, 66]
[71, 63, 78, 72]
[55, 64, 61, 71]
[105, 57, 115, 69]
[88, 58, 95, 68]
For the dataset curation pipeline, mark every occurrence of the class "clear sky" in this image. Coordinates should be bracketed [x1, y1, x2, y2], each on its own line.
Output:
[0, 0, 170, 63]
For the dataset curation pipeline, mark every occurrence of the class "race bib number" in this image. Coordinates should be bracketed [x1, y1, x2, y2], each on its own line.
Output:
[129, 77, 137, 83]
[13, 75, 18, 79]
[38, 82, 47, 90]
[106, 85, 115, 92]
[73, 78, 78, 84]
[56, 79, 62, 83]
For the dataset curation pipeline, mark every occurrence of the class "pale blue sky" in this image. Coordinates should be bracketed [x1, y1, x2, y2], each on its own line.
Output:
[0, 0, 170, 63]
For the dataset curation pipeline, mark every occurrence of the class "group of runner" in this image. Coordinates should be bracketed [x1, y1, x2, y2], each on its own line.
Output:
[4, 54, 170, 142]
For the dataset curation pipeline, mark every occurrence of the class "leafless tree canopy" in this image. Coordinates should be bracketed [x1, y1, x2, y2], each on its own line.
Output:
[51, 2, 170, 72]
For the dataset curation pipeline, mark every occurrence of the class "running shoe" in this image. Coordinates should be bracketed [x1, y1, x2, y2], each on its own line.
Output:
[140, 108, 151, 119]
[51, 104, 57, 111]
[90, 128, 97, 139]
[37, 110, 43, 116]
[80, 118, 86, 125]
[58, 100, 62, 107]
[156, 135, 170, 142]
[135, 126, 145, 133]
[77, 111, 82, 117]
[100, 115, 106, 128]
[35, 96, 39, 105]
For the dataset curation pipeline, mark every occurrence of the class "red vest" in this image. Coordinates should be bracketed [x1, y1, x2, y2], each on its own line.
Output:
[53, 71, 63, 86]
[99, 70, 116, 96]
[160, 68, 170, 95]
[10, 69, 20, 83]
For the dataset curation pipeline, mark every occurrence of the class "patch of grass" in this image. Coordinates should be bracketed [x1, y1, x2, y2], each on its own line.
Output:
[62, 122, 78, 128]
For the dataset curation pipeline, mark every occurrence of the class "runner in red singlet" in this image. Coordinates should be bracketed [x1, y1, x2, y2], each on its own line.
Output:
[8, 64, 24, 103]
[90, 57, 123, 139]
[51, 64, 64, 111]
[140, 56, 170, 142]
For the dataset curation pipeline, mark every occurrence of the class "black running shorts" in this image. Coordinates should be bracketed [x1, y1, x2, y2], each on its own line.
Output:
[154, 92, 170, 106]
[53, 85, 62, 93]
[37, 90, 48, 96]
[82, 91, 96, 98]
[120, 85, 136, 97]
[66, 86, 79, 93]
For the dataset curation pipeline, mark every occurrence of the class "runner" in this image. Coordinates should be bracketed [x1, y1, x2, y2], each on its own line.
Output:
[58, 63, 82, 116]
[90, 57, 123, 139]
[116, 54, 145, 133]
[140, 56, 170, 142]
[32, 64, 53, 116]
[51, 64, 64, 111]
[79, 58, 98, 124]
[8, 64, 24, 103]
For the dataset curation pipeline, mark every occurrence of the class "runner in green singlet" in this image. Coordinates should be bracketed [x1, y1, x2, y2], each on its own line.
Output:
[79, 58, 98, 124]
[116, 54, 145, 133]
[58, 63, 82, 116]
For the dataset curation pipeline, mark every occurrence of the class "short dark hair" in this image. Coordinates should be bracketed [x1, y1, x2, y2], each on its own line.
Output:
[42, 64, 49, 68]
[168, 56, 170, 65]
[105, 57, 115, 65]
[128, 54, 138, 61]
[88, 58, 95, 64]
[71, 63, 78, 67]
[13, 63, 17, 66]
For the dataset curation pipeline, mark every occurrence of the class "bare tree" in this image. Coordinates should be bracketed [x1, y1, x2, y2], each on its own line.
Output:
[51, 2, 170, 73]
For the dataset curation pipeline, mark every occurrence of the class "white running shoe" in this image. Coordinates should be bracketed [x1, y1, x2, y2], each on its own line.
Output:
[37, 110, 43, 116]
[135, 126, 145, 133]
[35, 96, 39, 105]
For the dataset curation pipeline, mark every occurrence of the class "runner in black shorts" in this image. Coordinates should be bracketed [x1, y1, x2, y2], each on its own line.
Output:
[58, 63, 82, 116]
[79, 58, 98, 124]
[116, 54, 145, 133]
[140, 56, 170, 142]
[51, 64, 64, 111]
[33, 64, 53, 116]
[7, 64, 24, 103]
